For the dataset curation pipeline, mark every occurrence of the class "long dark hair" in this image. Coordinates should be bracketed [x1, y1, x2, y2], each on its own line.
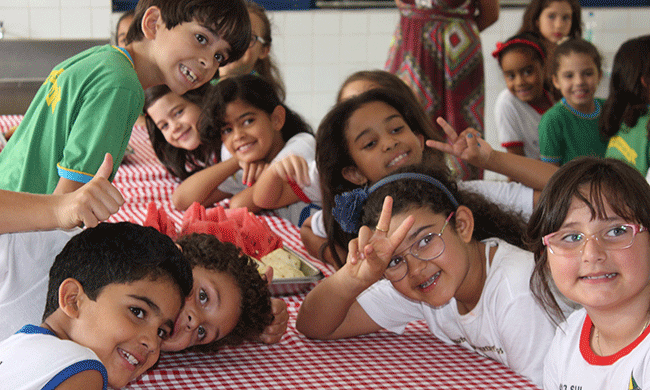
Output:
[199, 74, 312, 159]
[144, 84, 215, 180]
[317, 88, 445, 267]
[247, 2, 285, 101]
[517, 0, 582, 41]
[600, 35, 650, 140]
[361, 164, 527, 250]
[526, 157, 650, 323]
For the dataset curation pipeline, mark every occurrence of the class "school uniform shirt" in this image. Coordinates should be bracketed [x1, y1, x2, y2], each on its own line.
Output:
[356, 238, 557, 386]
[0, 45, 143, 194]
[0, 228, 81, 341]
[495, 89, 543, 160]
[539, 99, 607, 166]
[544, 308, 650, 389]
[605, 112, 650, 177]
[309, 180, 534, 239]
[0, 325, 108, 389]
[218, 132, 316, 226]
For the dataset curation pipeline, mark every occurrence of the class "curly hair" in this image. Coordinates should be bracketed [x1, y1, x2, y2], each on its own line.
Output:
[176, 233, 273, 352]
[317, 88, 446, 267]
[517, 0, 582, 42]
[144, 84, 216, 180]
[360, 164, 527, 250]
[599, 35, 650, 141]
[525, 157, 650, 324]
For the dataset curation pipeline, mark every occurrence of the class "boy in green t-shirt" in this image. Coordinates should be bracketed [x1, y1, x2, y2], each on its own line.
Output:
[0, 0, 250, 195]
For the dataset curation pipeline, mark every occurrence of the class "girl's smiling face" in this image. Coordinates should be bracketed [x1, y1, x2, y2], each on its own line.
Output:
[536, 1, 573, 44]
[552, 52, 602, 113]
[386, 207, 481, 310]
[342, 101, 424, 185]
[220, 99, 285, 163]
[146, 92, 202, 151]
[500, 49, 546, 105]
[546, 195, 650, 314]
[161, 266, 242, 352]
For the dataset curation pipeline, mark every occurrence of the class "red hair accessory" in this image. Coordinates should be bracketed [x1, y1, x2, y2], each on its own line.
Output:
[492, 39, 546, 61]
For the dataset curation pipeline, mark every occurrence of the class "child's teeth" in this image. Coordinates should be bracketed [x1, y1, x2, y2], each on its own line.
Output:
[583, 273, 616, 280]
[419, 271, 440, 288]
[122, 350, 139, 366]
[180, 65, 196, 82]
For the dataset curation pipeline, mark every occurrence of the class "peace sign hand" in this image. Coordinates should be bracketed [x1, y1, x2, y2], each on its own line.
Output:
[344, 196, 414, 286]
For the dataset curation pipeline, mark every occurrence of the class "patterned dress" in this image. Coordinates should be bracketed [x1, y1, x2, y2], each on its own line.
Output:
[386, 0, 485, 180]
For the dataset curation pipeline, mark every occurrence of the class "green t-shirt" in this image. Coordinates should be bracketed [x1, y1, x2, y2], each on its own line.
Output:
[0, 45, 144, 194]
[539, 99, 607, 166]
[605, 113, 650, 176]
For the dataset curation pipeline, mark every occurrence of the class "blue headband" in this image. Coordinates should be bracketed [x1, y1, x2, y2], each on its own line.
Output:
[332, 172, 460, 234]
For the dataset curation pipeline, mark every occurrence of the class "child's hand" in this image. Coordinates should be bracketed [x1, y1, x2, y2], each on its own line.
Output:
[426, 117, 493, 168]
[345, 196, 414, 285]
[240, 160, 269, 187]
[260, 298, 289, 344]
[57, 153, 124, 228]
[272, 154, 310, 188]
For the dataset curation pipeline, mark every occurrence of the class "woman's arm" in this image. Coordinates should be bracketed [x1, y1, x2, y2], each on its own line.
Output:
[171, 157, 240, 211]
[475, 0, 499, 32]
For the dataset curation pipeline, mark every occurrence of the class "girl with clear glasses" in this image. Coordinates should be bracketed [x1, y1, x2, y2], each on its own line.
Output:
[296, 164, 564, 387]
[527, 157, 650, 388]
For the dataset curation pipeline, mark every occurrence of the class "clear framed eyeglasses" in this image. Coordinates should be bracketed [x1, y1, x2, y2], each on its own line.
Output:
[542, 223, 647, 256]
[384, 213, 454, 282]
[249, 34, 268, 48]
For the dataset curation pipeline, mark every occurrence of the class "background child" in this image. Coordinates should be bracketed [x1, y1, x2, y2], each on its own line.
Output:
[0, 222, 193, 389]
[539, 38, 607, 166]
[492, 32, 553, 159]
[173, 75, 315, 226]
[162, 233, 274, 352]
[144, 84, 215, 180]
[0, 0, 250, 196]
[526, 157, 650, 388]
[517, 0, 582, 99]
[218, 1, 285, 101]
[296, 165, 558, 386]
[603, 35, 650, 178]
[115, 9, 135, 47]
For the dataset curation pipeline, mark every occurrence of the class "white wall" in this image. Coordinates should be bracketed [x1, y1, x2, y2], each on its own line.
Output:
[0, 0, 111, 39]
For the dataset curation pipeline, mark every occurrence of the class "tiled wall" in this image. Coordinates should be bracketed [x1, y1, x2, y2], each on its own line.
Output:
[0, 0, 111, 39]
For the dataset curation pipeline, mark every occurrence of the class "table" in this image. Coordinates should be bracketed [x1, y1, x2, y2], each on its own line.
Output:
[0, 117, 540, 389]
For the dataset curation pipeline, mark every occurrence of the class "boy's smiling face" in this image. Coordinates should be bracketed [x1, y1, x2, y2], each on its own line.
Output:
[69, 277, 183, 388]
[149, 10, 231, 94]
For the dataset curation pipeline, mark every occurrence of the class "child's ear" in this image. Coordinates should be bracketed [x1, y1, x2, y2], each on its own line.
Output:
[453, 205, 475, 244]
[58, 278, 84, 319]
[142, 6, 162, 40]
[341, 166, 369, 186]
[271, 105, 286, 132]
[259, 45, 271, 60]
[552, 74, 560, 90]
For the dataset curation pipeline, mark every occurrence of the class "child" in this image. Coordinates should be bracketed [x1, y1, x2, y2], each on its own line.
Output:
[0, 0, 250, 196]
[518, 0, 582, 100]
[492, 32, 553, 159]
[603, 35, 650, 178]
[526, 157, 650, 388]
[296, 165, 559, 386]
[144, 84, 216, 180]
[0, 222, 193, 389]
[539, 38, 607, 166]
[218, 1, 285, 101]
[312, 86, 557, 268]
[115, 9, 135, 47]
[173, 75, 315, 226]
[161, 233, 274, 352]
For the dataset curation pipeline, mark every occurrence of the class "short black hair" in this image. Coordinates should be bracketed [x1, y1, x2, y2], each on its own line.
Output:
[43, 222, 193, 320]
[125, 0, 251, 66]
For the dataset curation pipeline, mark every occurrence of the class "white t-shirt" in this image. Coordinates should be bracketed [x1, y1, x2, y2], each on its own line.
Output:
[356, 238, 557, 386]
[219, 133, 316, 226]
[309, 180, 534, 238]
[495, 89, 543, 160]
[0, 324, 107, 389]
[544, 308, 650, 389]
[0, 228, 81, 341]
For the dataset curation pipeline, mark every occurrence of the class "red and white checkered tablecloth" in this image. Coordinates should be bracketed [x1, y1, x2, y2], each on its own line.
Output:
[0, 117, 541, 389]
